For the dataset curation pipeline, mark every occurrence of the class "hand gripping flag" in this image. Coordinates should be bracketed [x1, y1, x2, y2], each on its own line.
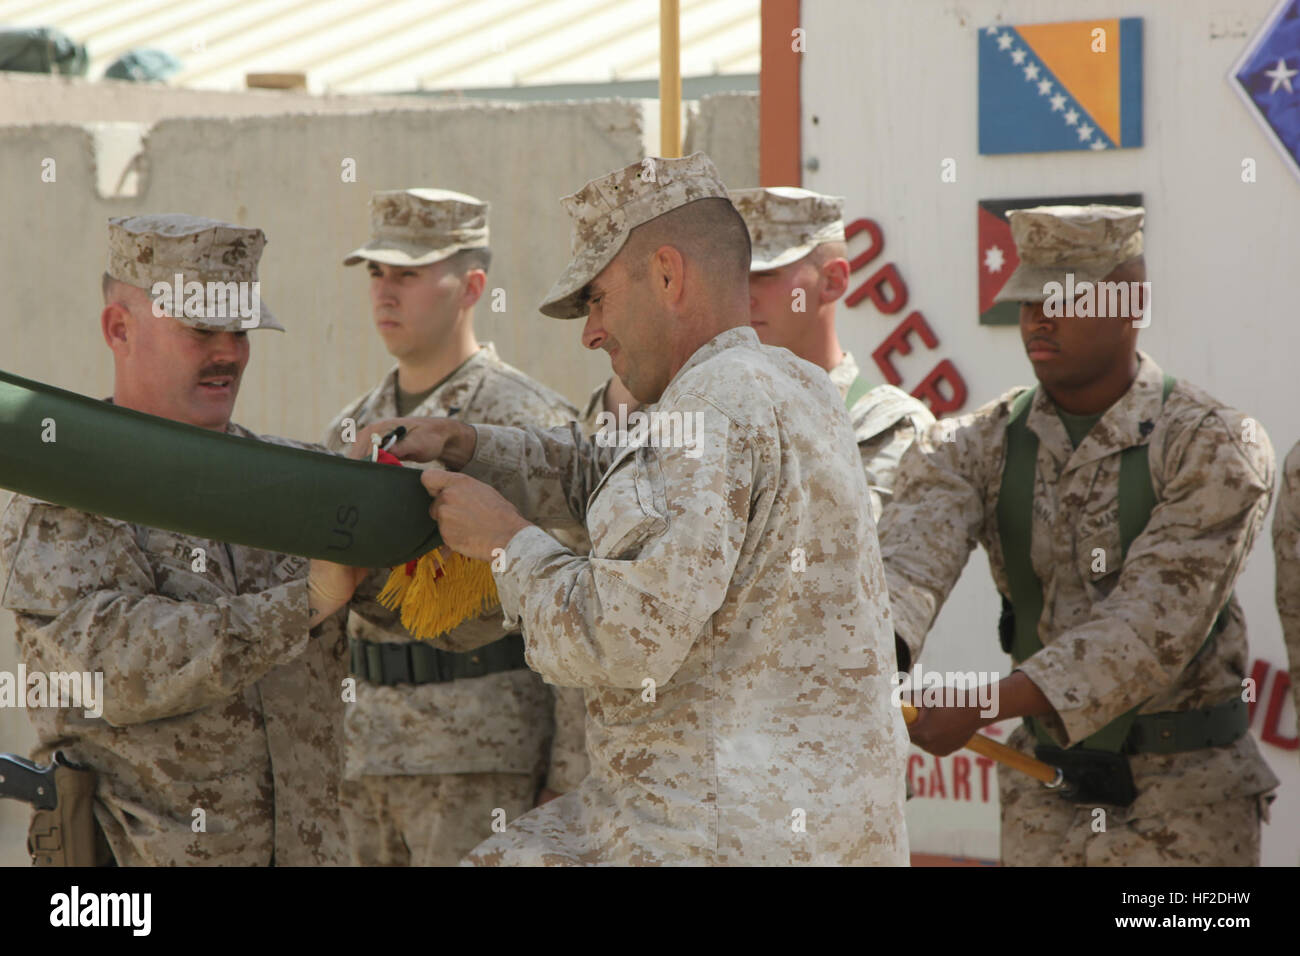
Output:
[367, 446, 500, 640]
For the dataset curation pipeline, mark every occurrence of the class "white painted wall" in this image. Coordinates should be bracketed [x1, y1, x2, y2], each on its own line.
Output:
[804, 0, 1299, 864]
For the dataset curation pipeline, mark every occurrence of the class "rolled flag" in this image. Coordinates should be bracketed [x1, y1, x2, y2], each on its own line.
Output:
[0, 369, 496, 638]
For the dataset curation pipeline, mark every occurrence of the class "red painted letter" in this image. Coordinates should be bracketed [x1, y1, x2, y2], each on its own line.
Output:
[928, 757, 947, 799]
[975, 755, 995, 802]
[847, 262, 909, 313]
[1261, 670, 1299, 750]
[913, 359, 969, 415]
[846, 217, 885, 271]
[952, 755, 972, 800]
[872, 311, 939, 385]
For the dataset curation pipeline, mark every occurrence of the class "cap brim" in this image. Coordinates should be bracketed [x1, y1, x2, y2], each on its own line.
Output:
[993, 264, 1110, 304]
[750, 243, 816, 272]
[538, 232, 631, 319]
[342, 238, 478, 268]
[146, 287, 285, 332]
[185, 302, 284, 332]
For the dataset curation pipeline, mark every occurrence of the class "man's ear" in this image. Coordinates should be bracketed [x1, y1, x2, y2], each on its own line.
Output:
[461, 268, 487, 309]
[652, 245, 686, 307]
[820, 257, 851, 305]
[101, 302, 134, 356]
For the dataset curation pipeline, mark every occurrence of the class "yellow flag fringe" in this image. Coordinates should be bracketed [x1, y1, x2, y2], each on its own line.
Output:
[376, 549, 500, 640]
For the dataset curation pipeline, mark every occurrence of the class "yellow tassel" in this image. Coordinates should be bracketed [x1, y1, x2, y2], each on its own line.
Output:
[376, 549, 500, 641]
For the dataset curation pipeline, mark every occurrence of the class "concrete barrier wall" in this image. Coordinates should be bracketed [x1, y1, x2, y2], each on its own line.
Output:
[686, 91, 760, 187]
[0, 72, 441, 126]
[0, 91, 758, 866]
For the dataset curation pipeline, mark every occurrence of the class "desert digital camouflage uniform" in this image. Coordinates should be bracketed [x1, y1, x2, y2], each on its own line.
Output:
[880, 206, 1279, 866]
[324, 189, 588, 866]
[827, 353, 933, 522]
[580, 377, 641, 439]
[579, 382, 609, 435]
[731, 186, 935, 522]
[1273, 440, 1300, 737]
[459, 154, 910, 866]
[0, 215, 346, 866]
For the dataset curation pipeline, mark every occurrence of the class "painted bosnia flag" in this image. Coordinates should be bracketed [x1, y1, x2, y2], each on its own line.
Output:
[979, 18, 1143, 154]
[978, 192, 1143, 325]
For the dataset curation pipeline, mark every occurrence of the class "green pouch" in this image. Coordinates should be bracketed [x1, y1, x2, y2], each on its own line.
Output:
[1034, 744, 1138, 808]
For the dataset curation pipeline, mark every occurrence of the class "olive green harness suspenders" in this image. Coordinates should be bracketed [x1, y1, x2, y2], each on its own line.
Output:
[996, 374, 1190, 752]
[844, 375, 873, 411]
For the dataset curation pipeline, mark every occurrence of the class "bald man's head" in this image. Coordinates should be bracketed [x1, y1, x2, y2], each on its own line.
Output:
[579, 197, 754, 404]
[621, 197, 751, 297]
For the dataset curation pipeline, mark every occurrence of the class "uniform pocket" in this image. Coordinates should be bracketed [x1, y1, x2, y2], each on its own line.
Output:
[586, 445, 669, 561]
[140, 529, 228, 599]
[632, 444, 669, 524]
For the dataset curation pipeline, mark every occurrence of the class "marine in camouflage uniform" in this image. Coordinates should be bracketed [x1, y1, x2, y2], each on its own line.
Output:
[366, 154, 911, 865]
[323, 189, 587, 866]
[0, 215, 348, 866]
[880, 205, 1278, 865]
[1273, 440, 1300, 738]
[731, 186, 935, 522]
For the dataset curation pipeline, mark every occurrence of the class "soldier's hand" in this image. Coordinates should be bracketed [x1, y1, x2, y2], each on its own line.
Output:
[307, 559, 370, 627]
[422, 470, 532, 561]
[353, 418, 477, 469]
[905, 703, 986, 757]
[535, 787, 562, 807]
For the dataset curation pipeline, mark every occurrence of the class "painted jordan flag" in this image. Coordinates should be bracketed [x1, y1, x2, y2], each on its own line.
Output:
[979, 18, 1144, 154]
[978, 192, 1143, 325]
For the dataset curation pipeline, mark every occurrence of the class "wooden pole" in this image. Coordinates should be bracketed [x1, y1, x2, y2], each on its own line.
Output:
[759, 0, 801, 185]
[900, 704, 1063, 787]
[660, 0, 681, 157]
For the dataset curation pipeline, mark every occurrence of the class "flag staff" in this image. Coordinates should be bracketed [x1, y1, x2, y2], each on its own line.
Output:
[660, 0, 682, 156]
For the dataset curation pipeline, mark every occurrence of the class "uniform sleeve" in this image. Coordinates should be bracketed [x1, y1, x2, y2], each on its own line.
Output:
[525, 402, 591, 790]
[478, 395, 752, 689]
[1, 503, 313, 727]
[1018, 414, 1275, 746]
[463, 421, 628, 526]
[859, 418, 921, 523]
[544, 685, 590, 792]
[878, 413, 995, 668]
[1272, 441, 1300, 737]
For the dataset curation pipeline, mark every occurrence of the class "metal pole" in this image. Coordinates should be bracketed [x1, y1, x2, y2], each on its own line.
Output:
[660, 0, 681, 157]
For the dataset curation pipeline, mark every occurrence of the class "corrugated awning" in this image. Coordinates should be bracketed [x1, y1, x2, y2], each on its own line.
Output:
[0, 0, 759, 94]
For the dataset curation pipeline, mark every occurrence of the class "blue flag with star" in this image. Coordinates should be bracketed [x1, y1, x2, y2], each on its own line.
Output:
[978, 18, 1144, 154]
[1232, 0, 1300, 182]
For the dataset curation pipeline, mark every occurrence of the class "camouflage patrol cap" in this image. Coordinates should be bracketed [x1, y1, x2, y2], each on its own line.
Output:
[730, 186, 846, 271]
[343, 188, 489, 268]
[539, 152, 730, 319]
[994, 204, 1145, 304]
[107, 214, 283, 331]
